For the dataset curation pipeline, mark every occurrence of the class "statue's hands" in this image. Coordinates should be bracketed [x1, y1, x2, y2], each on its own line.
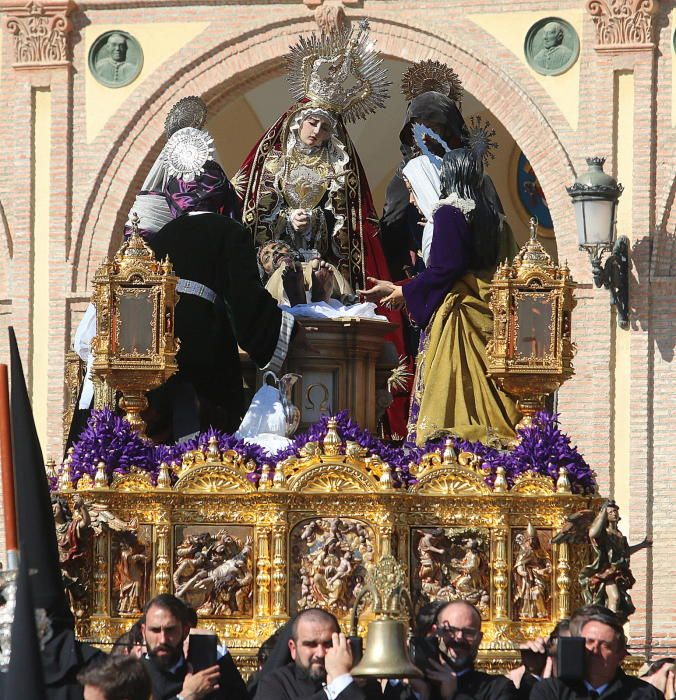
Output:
[644, 662, 675, 698]
[290, 210, 311, 232]
[325, 632, 353, 683]
[381, 285, 404, 310]
[358, 277, 396, 303]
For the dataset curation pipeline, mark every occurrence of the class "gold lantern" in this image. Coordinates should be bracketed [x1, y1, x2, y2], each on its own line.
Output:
[90, 214, 179, 435]
[487, 218, 576, 428]
[348, 555, 422, 679]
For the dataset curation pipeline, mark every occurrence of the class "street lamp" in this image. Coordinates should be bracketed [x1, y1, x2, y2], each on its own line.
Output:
[566, 157, 628, 328]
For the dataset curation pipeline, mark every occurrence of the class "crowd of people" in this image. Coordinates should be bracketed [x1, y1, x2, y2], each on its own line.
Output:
[66, 597, 674, 700]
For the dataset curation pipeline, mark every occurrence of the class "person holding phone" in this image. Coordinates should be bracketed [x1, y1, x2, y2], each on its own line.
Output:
[140, 594, 247, 700]
[530, 608, 663, 700]
[387, 601, 516, 700]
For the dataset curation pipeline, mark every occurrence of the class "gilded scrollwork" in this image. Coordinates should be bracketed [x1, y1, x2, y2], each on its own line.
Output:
[57, 443, 601, 667]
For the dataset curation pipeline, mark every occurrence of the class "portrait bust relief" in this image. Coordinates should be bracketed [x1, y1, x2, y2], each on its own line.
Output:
[89, 30, 143, 88]
[525, 17, 579, 77]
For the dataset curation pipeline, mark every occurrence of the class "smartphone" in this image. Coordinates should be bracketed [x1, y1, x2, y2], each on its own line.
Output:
[347, 635, 363, 665]
[410, 635, 440, 671]
[557, 636, 586, 682]
[188, 633, 218, 672]
[520, 647, 548, 677]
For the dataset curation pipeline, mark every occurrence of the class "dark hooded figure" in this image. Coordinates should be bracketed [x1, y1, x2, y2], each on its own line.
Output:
[380, 91, 468, 282]
[1, 329, 104, 700]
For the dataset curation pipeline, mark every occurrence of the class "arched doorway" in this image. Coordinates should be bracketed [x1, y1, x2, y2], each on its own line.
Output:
[73, 19, 579, 297]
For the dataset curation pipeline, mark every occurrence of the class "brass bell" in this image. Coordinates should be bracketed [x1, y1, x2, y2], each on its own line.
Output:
[351, 619, 422, 679]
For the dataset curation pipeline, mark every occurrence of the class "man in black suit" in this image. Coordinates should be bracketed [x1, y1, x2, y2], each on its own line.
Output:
[141, 594, 247, 700]
[254, 608, 376, 700]
[530, 608, 663, 700]
[388, 600, 516, 700]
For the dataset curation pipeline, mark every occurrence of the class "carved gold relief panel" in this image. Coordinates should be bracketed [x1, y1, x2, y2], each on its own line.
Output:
[410, 527, 491, 619]
[289, 517, 375, 616]
[172, 524, 254, 617]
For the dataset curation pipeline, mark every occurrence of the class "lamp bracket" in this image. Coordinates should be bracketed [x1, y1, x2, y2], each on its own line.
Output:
[582, 236, 629, 329]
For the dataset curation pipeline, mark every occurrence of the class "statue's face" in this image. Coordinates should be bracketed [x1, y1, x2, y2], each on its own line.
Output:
[107, 35, 128, 63]
[607, 506, 620, 523]
[299, 115, 333, 148]
[259, 241, 291, 274]
[543, 24, 563, 49]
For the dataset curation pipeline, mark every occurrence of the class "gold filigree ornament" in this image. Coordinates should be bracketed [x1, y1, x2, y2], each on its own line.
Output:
[401, 59, 463, 104]
[286, 19, 390, 123]
[487, 218, 577, 429]
[511, 470, 556, 495]
[90, 214, 179, 436]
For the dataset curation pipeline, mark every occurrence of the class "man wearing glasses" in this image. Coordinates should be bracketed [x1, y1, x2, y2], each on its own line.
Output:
[401, 600, 517, 700]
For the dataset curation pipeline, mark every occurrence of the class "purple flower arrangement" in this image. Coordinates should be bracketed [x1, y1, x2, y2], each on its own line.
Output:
[62, 408, 596, 494]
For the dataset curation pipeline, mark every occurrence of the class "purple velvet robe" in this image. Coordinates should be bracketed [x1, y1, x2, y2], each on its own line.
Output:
[402, 205, 472, 328]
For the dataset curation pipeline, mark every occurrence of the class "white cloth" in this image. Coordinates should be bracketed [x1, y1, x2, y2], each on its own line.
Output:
[280, 299, 387, 321]
[124, 191, 173, 233]
[236, 371, 294, 451]
[433, 192, 476, 219]
[236, 379, 288, 439]
[402, 155, 442, 265]
[74, 303, 97, 409]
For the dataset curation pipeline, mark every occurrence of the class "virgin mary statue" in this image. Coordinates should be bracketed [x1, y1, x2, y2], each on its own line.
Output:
[235, 20, 393, 300]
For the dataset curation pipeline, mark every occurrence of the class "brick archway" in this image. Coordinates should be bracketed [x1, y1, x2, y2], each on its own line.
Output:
[73, 18, 581, 295]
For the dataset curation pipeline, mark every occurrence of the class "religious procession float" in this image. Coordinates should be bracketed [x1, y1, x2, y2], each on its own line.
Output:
[19, 19, 638, 677]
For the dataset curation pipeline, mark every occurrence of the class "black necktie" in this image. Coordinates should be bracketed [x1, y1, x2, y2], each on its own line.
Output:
[589, 691, 600, 699]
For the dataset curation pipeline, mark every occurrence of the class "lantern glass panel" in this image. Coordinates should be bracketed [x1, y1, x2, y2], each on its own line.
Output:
[516, 295, 552, 359]
[574, 198, 615, 246]
[118, 288, 154, 355]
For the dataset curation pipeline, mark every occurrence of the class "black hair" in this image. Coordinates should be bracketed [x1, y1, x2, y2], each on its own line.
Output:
[414, 601, 445, 637]
[143, 593, 190, 626]
[78, 655, 151, 700]
[440, 148, 501, 271]
[111, 619, 145, 656]
[258, 630, 280, 665]
[571, 606, 627, 650]
[291, 608, 340, 642]
[185, 605, 198, 629]
[545, 618, 570, 653]
[50, 494, 73, 521]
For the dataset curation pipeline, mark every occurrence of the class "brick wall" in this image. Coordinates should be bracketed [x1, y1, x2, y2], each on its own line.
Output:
[0, 0, 672, 655]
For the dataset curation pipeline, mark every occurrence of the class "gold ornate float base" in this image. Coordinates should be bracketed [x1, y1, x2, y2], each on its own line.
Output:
[57, 431, 598, 676]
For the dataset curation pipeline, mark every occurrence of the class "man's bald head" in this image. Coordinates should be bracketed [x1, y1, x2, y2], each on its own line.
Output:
[435, 600, 482, 629]
[289, 608, 341, 682]
[291, 608, 339, 642]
